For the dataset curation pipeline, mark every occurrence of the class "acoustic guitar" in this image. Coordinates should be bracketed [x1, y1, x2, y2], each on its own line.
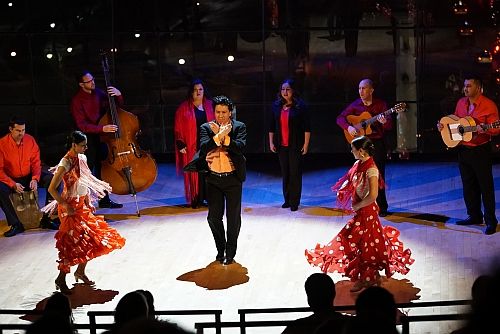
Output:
[343, 102, 406, 143]
[439, 114, 500, 148]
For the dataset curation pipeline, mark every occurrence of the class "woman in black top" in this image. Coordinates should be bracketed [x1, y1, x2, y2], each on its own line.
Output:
[268, 78, 311, 211]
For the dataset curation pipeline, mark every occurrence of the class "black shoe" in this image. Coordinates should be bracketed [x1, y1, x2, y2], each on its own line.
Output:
[4, 224, 24, 237]
[223, 257, 235, 265]
[98, 198, 123, 209]
[485, 224, 497, 235]
[39, 215, 60, 230]
[290, 206, 298, 212]
[379, 210, 389, 217]
[456, 217, 482, 226]
[216, 252, 225, 263]
[281, 202, 290, 208]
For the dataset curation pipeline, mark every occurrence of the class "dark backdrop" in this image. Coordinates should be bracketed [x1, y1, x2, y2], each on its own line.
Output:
[1, 0, 499, 165]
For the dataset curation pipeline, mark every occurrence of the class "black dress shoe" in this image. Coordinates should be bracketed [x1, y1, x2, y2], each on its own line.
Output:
[281, 202, 290, 208]
[4, 224, 24, 237]
[39, 215, 60, 230]
[98, 198, 123, 209]
[216, 252, 225, 263]
[485, 224, 497, 235]
[379, 210, 389, 217]
[456, 217, 482, 226]
[223, 257, 234, 265]
[290, 206, 298, 212]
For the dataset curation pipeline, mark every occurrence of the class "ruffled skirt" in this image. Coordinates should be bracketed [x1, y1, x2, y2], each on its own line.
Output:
[305, 203, 414, 283]
[55, 196, 126, 273]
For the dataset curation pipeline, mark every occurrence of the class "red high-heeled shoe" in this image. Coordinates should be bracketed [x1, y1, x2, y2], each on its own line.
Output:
[74, 272, 95, 285]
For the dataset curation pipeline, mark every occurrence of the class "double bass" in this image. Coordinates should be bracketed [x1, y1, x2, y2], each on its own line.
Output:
[98, 51, 157, 216]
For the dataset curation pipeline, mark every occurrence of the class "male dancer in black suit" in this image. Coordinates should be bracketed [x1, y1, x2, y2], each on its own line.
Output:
[185, 95, 247, 265]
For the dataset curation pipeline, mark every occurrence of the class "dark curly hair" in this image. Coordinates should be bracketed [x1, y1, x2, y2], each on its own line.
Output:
[212, 95, 234, 112]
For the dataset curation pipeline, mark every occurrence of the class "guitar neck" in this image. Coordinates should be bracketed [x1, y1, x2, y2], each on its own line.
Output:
[361, 107, 395, 126]
[463, 122, 499, 133]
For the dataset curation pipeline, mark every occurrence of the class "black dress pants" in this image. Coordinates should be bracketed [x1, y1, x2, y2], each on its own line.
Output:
[206, 173, 242, 259]
[85, 134, 105, 178]
[278, 146, 303, 207]
[457, 143, 497, 226]
[371, 138, 388, 212]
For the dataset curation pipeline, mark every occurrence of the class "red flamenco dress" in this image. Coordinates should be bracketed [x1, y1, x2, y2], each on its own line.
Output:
[174, 98, 214, 205]
[305, 157, 414, 284]
[42, 153, 125, 273]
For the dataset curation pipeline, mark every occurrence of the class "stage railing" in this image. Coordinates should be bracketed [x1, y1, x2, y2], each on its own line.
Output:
[0, 301, 470, 334]
[87, 309, 223, 334]
[0, 309, 222, 334]
[195, 300, 471, 334]
[400, 313, 469, 334]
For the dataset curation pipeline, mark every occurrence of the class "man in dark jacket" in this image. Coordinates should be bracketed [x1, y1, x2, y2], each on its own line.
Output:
[185, 95, 246, 265]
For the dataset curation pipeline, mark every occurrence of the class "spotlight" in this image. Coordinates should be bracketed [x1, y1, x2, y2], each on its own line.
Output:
[227, 55, 234, 62]
[46, 53, 53, 59]
[110, 48, 118, 52]
[178, 58, 186, 65]
[8, 2, 13, 7]
[50, 22, 56, 29]
[196, 2, 200, 5]
[134, 33, 141, 38]
[10, 51, 16, 57]
[66, 47, 73, 53]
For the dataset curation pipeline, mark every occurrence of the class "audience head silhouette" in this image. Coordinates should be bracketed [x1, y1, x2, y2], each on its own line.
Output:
[43, 292, 73, 321]
[135, 289, 156, 318]
[282, 273, 347, 334]
[305, 273, 336, 312]
[451, 262, 500, 334]
[113, 291, 149, 331]
[344, 286, 398, 334]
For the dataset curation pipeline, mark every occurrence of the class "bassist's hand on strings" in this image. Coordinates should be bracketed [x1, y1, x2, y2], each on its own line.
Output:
[107, 86, 121, 96]
[103, 124, 118, 133]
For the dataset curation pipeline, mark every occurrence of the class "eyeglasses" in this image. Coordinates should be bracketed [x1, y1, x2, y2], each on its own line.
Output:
[82, 77, 94, 84]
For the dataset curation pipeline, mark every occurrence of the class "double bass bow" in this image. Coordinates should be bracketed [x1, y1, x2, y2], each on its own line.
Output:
[98, 51, 158, 216]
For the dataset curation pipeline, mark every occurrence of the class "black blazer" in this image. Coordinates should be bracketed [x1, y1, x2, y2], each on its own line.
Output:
[184, 120, 247, 182]
[268, 98, 311, 150]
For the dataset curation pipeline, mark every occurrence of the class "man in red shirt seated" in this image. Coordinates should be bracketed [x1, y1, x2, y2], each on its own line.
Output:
[0, 117, 59, 237]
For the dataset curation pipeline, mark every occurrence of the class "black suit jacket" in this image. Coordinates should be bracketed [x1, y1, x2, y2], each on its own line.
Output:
[269, 98, 311, 150]
[184, 120, 247, 182]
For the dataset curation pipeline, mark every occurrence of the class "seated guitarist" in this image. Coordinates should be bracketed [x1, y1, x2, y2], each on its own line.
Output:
[437, 75, 500, 235]
[336, 78, 392, 216]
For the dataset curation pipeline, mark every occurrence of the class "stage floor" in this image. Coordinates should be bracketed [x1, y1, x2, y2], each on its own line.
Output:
[1, 160, 500, 333]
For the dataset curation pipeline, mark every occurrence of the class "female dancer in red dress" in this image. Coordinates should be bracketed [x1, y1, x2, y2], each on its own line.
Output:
[43, 131, 125, 294]
[305, 136, 414, 292]
[174, 79, 215, 208]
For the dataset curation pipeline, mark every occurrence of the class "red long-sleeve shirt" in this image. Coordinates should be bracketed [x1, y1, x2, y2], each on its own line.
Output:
[70, 88, 124, 134]
[336, 98, 392, 140]
[0, 133, 41, 188]
[454, 95, 500, 147]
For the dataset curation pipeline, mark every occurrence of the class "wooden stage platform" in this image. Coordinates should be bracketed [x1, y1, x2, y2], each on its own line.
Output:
[1, 159, 499, 333]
